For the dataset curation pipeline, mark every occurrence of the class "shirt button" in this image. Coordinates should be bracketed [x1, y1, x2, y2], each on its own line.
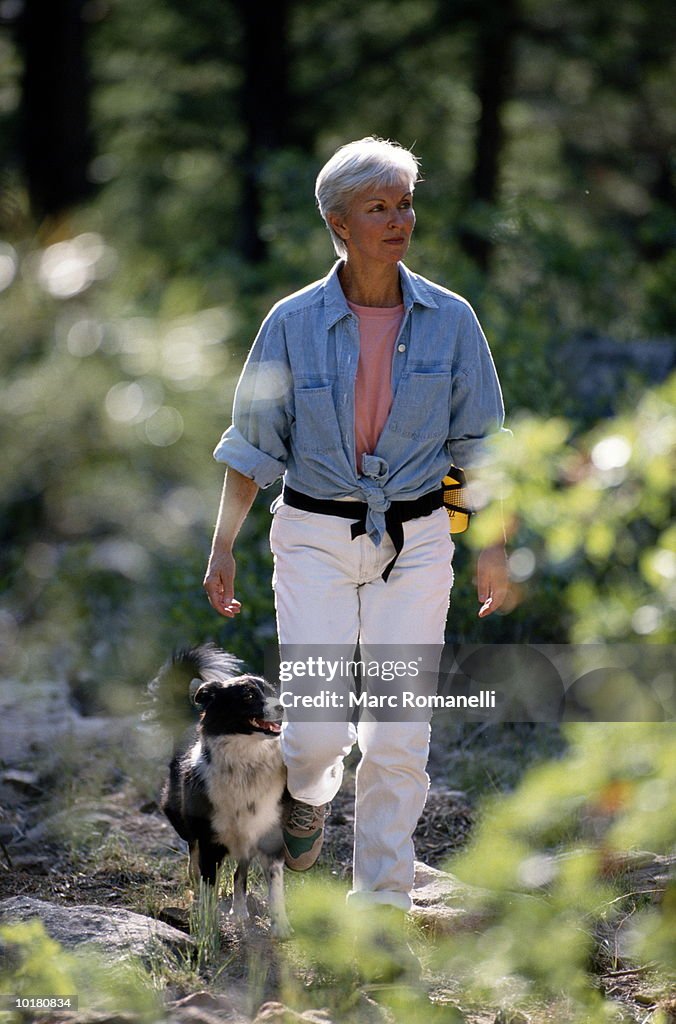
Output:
[397, 344, 406, 352]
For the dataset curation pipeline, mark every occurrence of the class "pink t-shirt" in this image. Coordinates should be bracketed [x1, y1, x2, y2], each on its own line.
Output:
[348, 300, 404, 473]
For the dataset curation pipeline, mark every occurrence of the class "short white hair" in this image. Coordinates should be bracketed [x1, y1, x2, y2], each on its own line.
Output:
[315, 137, 420, 259]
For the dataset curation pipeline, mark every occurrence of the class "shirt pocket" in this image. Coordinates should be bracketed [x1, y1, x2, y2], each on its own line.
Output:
[292, 384, 341, 454]
[387, 371, 451, 441]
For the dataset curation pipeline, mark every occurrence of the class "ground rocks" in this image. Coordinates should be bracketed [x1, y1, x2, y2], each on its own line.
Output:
[0, 896, 194, 962]
[410, 860, 493, 935]
[494, 1011, 530, 1024]
[252, 1004, 335, 1023]
[168, 990, 250, 1022]
[0, 678, 134, 771]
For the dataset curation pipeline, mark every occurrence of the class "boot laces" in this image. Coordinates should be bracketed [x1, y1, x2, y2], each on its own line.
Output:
[288, 800, 329, 830]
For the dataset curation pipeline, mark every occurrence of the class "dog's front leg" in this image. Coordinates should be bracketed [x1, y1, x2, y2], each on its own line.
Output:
[230, 859, 250, 922]
[261, 853, 292, 940]
[188, 842, 201, 887]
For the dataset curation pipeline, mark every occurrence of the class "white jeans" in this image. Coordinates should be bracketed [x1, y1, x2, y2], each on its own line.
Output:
[270, 502, 454, 910]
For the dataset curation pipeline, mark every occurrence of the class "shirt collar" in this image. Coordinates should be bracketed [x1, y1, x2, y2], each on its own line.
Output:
[323, 260, 438, 328]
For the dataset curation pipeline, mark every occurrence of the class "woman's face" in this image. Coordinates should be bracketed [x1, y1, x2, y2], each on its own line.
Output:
[329, 182, 416, 267]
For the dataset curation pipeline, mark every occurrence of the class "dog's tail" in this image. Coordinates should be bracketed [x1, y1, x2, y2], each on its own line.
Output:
[144, 642, 245, 739]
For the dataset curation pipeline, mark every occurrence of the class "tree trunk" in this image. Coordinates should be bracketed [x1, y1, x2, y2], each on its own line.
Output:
[234, 0, 292, 263]
[17, 0, 93, 218]
[460, 0, 517, 272]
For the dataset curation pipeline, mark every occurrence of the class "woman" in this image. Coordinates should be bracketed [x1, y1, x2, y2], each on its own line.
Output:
[204, 137, 509, 912]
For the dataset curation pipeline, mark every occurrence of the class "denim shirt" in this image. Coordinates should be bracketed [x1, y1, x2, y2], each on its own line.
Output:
[214, 261, 507, 545]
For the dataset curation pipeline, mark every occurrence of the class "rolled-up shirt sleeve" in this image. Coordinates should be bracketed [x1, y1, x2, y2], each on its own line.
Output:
[447, 303, 509, 469]
[213, 311, 293, 488]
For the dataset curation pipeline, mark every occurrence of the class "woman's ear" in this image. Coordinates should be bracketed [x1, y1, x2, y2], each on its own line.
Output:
[327, 211, 348, 241]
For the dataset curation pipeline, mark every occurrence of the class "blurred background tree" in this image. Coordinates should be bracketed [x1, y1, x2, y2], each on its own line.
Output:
[0, 0, 674, 693]
[0, 6, 673, 1021]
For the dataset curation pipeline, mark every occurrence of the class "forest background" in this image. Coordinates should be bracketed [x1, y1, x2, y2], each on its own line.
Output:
[0, 0, 674, 685]
[0, 2, 675, 1022]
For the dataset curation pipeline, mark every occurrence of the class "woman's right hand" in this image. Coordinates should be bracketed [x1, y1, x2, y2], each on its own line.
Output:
[203, 550, 242, 618]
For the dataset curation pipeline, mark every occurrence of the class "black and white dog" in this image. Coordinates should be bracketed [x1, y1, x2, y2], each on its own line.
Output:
[149, 643, 291, 938]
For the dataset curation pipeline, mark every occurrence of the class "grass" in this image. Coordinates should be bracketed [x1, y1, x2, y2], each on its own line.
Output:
[3, 722, 673, 1024]
[435, 721, 568, 800]
[189, 873, 227, 972]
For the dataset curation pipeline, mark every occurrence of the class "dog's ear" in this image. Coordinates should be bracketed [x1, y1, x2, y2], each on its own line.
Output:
[188, 677, 203, 702]
[192, 682, 219, 709]
[261, 679, 278, 699]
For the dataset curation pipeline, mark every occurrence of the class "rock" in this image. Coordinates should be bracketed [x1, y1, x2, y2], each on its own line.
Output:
[410, 861, 493, 935]
[0, 678, 136, 769]
[31, 1013, 140, 1024]
[410, 861, 538, 936]
[494, 1012, 529, 1024]
[635, 993, 660, 1007]
[412, 861, 473, 905]
[600, 849, 676, 889]
[170, 992, 235, 1011]
[14, 792, 181, 857]
[169, 1009, 236, 1024]
[169, 990, 250, 1023]
[0, 897, 194, 962]
[7, 852, 51, 874]
[577, 849, 675, 904]
[0, 769, 42, 795]
[253, 1004, 335, 1024]
[23, 808, 122, 845]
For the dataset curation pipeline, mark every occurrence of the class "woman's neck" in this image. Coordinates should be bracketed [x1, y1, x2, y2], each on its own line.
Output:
[338, 260, 403, 308]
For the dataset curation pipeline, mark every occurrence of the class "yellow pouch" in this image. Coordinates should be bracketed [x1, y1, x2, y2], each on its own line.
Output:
[442, 467, 472, 534]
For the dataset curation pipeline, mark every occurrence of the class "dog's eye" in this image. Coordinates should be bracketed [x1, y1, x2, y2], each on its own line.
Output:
[244, 692, 255, 701]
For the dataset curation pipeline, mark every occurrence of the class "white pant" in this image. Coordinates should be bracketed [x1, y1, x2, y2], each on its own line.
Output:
[270, 502, 454, 910]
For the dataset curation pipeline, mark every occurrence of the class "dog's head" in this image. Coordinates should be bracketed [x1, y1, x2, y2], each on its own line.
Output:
[193, 674, 282, 739]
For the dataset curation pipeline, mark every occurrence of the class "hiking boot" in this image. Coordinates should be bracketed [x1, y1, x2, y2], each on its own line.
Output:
[282, 800, 330, 871]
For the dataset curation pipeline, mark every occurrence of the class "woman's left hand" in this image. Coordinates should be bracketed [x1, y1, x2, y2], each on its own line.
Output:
[476, 543, 509, 617]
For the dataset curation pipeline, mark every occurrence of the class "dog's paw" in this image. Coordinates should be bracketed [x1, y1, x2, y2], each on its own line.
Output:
[229, 901, 250, 923]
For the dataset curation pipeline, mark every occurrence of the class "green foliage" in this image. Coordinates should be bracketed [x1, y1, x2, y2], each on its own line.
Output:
[189, 873, 234, 973]
[277, 720, 675, 1023]
[284, 878, 466, 1022]
[0, 920, 160, 1022]
[434, 722, 676, 1018]
[468, 374, 676, 642]
[435, 723, 567, 799]
[0, 232, 673, 686]
[158, 493, 278, 668]
[222, 713, 617, 1024]
[0, 6, 673, 1023]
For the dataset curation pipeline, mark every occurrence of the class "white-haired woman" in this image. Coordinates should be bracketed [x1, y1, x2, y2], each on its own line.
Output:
[204, 138, 508, 916]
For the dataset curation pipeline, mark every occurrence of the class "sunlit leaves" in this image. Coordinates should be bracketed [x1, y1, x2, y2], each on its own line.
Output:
[438, 722, 676, 1013]
[467, 374, 675, 641]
